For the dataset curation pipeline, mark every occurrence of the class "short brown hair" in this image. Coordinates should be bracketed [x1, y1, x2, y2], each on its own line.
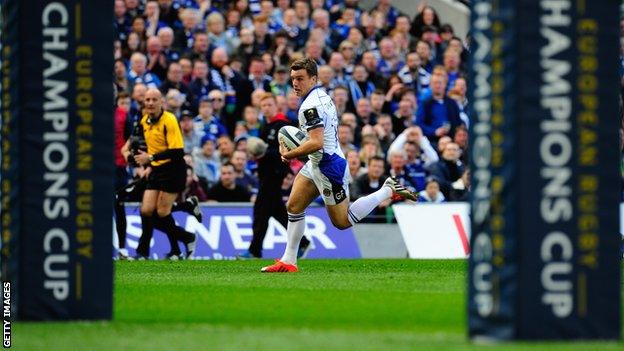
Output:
[290, 57, 318, 78]
[259, 92, 276, 102]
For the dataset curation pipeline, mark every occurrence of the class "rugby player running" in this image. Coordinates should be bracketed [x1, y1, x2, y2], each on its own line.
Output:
[261, 58, 416, 273]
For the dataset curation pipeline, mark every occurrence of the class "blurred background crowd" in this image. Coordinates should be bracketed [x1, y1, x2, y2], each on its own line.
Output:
[113, 0, 472, 222]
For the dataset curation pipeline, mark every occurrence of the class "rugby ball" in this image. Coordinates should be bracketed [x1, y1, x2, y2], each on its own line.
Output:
[278, 125, 307, 151]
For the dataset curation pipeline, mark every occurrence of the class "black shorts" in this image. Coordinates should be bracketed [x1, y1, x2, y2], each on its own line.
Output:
[146, 161, 186, 193]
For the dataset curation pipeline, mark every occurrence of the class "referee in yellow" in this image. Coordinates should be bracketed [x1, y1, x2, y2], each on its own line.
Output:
[133, 88, 196, 260]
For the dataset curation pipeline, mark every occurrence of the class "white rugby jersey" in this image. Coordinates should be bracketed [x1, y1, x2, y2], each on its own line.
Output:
[297, 86, 344, 164]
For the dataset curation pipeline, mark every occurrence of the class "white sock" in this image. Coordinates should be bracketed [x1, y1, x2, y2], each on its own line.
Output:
[347, 186, 392, 225]
[280, 212, 306, 265]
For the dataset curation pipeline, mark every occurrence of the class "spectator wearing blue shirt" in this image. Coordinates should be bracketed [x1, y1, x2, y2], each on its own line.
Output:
[189, 59, 211, 102]
[174, 8, 200, 52]
[114, 0, 132, 42]
[417, 177, 446, 203]
[180, 111, 203, 154]
[157, 27, 181, 62]
[443, 48, 461, 92]
[127, 52, 162, 89]
[192, 134, 222, 192]
[387, 127, 440, 192]
[376, 38, 405, 80]
[331, 8, 357, 40]
[144, 1, 168, 37]
[387, 149, 420, 193]
[194, 96, 227, 139]
[372, 0, 402, 29]
[416, 71, 463, 143]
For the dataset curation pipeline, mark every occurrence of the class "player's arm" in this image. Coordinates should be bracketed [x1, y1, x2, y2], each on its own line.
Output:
[281, 126, 324, 160]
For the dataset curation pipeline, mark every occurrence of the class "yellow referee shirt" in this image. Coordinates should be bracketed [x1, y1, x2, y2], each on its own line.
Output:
[140, 110, 184, 166]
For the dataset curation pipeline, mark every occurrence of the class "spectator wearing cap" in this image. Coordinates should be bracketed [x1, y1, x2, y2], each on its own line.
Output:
[410, 5, 441, 40]
[270, 65, 292, 96]
[416, 70, 464, 143]
[193, 134, 221, 192]
[180, 111, 202, 154]
[438, 23, 455, 53]
[206, 163, 252, 202]
[377, 38, 405, 80]
[421, 25, 441, 64]
[426, 142, 465, 199]
[160, 62, 195, 109]
[157, 27, 180, 62]
[189, 59, 210, 102]
[417, 177, 445, 203]
[194, 96, 227, 139]
[248, 57, 272, 91]
[127, 52, 161, 88]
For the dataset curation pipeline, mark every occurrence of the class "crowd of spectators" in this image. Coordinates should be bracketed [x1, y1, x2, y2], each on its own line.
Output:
[113, 0, 472, 221]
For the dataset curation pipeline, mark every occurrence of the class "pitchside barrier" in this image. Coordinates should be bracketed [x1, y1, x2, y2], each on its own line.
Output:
[468, 0, 621, 340]
[1, 0, 114, 321]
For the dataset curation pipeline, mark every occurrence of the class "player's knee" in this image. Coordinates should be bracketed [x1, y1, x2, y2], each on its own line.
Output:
[156, 205, 171, 218]
[286, 201, 302, 214]
[331, 218, 352, 230]
[140, 204, 155, 216]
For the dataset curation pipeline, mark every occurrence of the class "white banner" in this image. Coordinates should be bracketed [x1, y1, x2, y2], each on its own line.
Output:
[393, 203, 471, 259]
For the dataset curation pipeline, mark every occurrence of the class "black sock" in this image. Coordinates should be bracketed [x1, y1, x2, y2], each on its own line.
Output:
[137, 213, 155, 257]
[154, 218, 181, 255]
[114, 199, 127, 249]
[158, 214, 194, 244]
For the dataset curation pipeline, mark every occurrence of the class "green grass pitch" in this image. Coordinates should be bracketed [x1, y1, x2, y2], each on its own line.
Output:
[13, 260, 624, 350]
